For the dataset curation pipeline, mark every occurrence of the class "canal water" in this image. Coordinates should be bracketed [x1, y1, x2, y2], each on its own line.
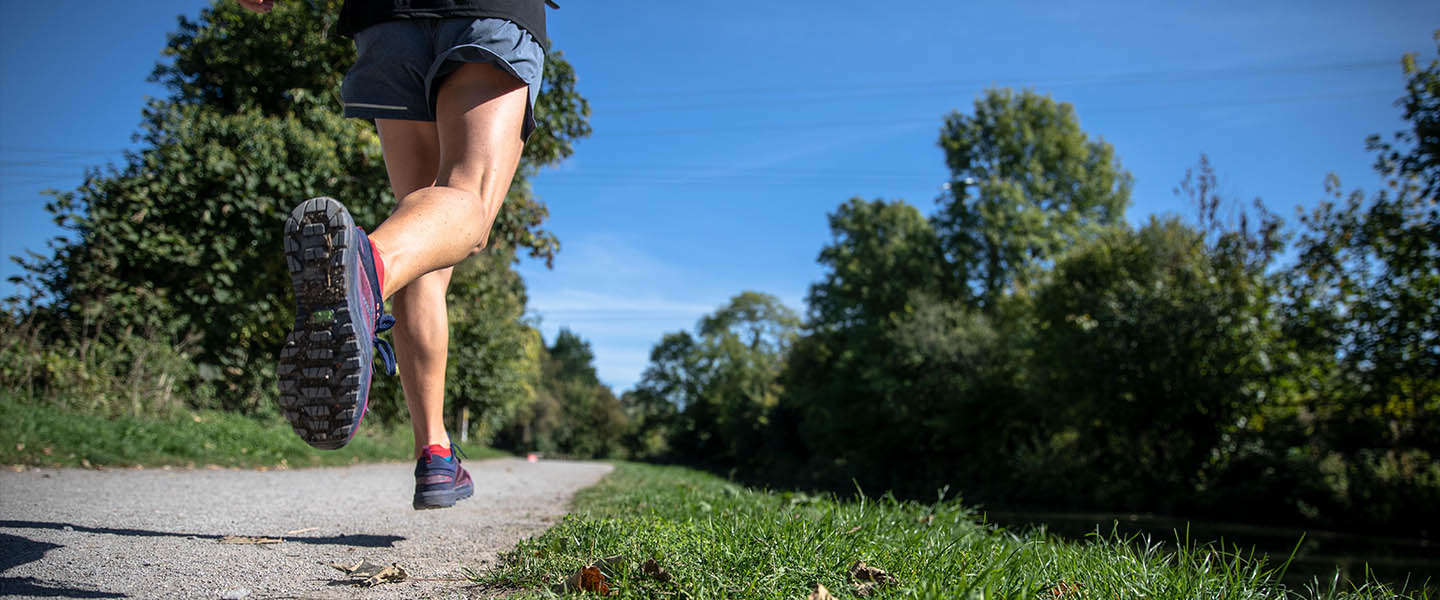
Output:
[984, 511, 1438, 593]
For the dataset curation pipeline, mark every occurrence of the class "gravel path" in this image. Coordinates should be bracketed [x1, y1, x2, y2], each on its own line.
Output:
[0, 458, 613, 599]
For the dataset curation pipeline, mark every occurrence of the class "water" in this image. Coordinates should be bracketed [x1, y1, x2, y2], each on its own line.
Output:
[984, 510, 1439, 593]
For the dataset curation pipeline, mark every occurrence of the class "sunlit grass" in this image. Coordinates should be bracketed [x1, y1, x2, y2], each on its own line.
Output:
[0, 392, 504, 469]
[482, 462, 1427, 599]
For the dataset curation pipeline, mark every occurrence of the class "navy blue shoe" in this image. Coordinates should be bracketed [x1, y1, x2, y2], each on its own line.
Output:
[414, 445, 474, 510]
[277, 197, 396, 450]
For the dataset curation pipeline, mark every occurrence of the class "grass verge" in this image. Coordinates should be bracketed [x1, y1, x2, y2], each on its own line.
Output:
[483, 462, 1426, 599]
[1, 394, 504, 469]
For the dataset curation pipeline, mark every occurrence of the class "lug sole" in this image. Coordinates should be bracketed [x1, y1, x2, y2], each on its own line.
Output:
[277, 197, 367, 450]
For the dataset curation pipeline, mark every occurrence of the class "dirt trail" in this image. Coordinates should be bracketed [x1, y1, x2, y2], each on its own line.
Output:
[0, 458, 612, 599]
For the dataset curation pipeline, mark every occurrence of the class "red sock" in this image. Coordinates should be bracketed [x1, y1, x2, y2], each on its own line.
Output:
[367, 237, 386, 298]
[426, 444, 451, 458]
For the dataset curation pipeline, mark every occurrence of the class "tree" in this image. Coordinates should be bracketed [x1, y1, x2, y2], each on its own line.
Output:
[936, 88, 1131, 307]
[806, 198, 946, 335]
[1031, 217, 1280, 511]
[497, 328, 626, 458]
[14, 0, 591, 411]
[1272, 35, 1440, 530]
[633, 292, 800, 466]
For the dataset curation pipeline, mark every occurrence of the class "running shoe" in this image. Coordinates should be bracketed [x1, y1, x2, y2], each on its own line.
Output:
[277, 197, 396, 450]
[413, 444, 474, 510]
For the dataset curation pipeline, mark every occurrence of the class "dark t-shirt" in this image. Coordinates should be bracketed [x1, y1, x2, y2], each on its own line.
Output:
[337, 0, 548, 49]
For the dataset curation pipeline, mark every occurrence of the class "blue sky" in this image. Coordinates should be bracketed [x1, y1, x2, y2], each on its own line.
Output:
[2, 1, 1435, 391]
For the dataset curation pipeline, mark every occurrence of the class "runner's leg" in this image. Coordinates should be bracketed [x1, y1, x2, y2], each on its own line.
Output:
[367, 60, 528, 300]
[372, 118, 457, 458]
[369, 60, 528, 456]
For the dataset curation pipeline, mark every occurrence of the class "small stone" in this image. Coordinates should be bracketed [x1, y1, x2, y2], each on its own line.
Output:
[220, 588, 250, 599]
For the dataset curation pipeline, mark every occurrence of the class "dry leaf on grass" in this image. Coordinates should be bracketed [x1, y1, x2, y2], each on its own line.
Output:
[848, 561, 898, 597]
[843, 525, 863, 535]
[329, 558, 409, 587]
[808, 583, 836, 600]
[848, 561, 897, 584]
[640, 558, 672, 583]
[552, 565, 610, 595]
[1048, 580, 1082, 598]
[218, 536, 282, 545]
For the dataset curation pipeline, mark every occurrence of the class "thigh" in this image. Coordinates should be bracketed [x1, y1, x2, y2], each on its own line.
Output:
[433, 61, 529, 195]
[375, 119, 441, 200]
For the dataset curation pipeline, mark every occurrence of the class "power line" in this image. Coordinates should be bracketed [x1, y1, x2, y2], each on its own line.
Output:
[589, 58, 1398, 114]
[590, 88, 1393, 138]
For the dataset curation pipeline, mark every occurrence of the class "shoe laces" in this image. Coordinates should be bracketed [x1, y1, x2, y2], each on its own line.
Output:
[373, 310, 396, 376]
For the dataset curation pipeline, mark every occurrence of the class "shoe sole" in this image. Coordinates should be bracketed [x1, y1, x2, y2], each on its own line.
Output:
[413, 482, 474, 510]
[277, 197, 367, 450]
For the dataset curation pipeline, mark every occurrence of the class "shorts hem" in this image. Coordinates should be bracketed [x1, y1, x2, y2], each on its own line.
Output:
[342, 105, 433, 122]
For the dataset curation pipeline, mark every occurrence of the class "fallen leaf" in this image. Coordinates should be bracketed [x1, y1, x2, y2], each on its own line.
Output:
[1049, 580, 1082, 598]
[919, 514, 935, 525]
[80, 459, 93, 469]
[808, 583, 836, 600]
[641, 558, 672, 583]
[360, 564, 408, 587]
[849, 561, 897, 584]
[42, 447, 52, 456]
[849, 561, 898, 596]
[330, 559, 409, 587]
[219, 535, 282, 545]
[843, 525, 862, 535]
[15, 443, 23, 451]
[554, 565, 610, 595]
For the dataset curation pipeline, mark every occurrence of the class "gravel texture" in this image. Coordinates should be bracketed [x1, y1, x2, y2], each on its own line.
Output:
[0, 458, 613, 599]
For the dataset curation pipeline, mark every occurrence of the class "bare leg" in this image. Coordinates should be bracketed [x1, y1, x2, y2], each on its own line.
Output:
[373, 119, 455, 457]
[370, 61, 529, 456]
[368, 61, 528, 299]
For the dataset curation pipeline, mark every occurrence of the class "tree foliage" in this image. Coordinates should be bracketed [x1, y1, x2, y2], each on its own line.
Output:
[936, 89, 1131, 306]
[496, 328, 626, 458]
[633, 292, 800, 466]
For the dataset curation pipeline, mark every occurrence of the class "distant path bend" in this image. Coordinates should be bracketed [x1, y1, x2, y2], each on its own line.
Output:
[0, 458, 613, 599]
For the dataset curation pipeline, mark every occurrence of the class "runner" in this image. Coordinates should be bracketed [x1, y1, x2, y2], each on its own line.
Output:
[238, 0, 550, 510]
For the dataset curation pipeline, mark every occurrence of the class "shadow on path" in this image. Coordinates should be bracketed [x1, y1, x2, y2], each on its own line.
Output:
[0, 532, 127, 598]
[0, 520, 405, 548]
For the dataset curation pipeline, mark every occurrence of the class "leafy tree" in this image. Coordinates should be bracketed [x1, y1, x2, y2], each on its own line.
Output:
[806, 198, 946, 334]
[634, 292, 800, 466]
[1030, 217, 1280, 510]
[498, 328, 626, 458]
[1272, 34, 1440, 530]
[936, 88, 1131, 306]
[782, 199, 955, 480]
[13, 0, 590, 412]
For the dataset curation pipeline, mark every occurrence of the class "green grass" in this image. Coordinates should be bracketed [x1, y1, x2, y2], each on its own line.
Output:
[0, 394, 505, 469]
[483, 462, 1427, 600]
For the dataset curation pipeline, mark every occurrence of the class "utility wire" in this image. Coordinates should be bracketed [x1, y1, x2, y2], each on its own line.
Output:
[590, 58, 1398, 114]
